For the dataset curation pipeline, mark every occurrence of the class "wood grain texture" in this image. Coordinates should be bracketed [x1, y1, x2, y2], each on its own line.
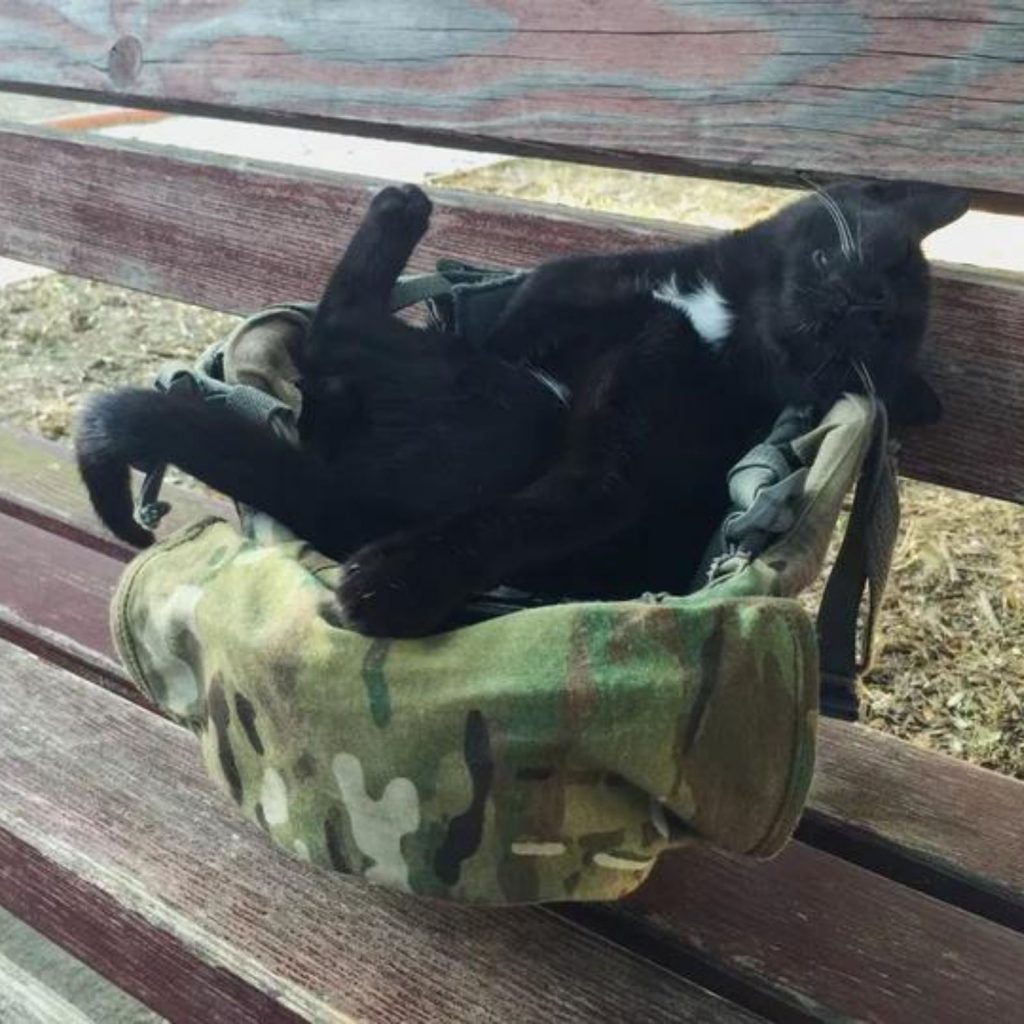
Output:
[623, 840, 1024, 1024]
[0, 507, 148, 704]
[1, 2, 1024, 205]
[0, 427, 224, 560]
[0, 128, 1021, 501]
[807, 718, 1024, 924]
[0, 949, 96, 1024]
[0, 640, 757, 1024]
[0, 831, 307, 1024]
[0, 510, 126, 664]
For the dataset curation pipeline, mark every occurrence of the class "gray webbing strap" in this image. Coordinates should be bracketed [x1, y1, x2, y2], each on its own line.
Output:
[131, 273, 491, 532]
[133, 334, 303, 531]
[816, 401, 900, 720]
[389, 272, 454, 310]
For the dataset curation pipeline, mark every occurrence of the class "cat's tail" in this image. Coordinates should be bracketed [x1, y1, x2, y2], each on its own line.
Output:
[75, 387, 344, 551]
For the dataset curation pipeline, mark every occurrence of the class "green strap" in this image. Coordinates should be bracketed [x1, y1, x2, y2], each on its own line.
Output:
[816, 401, 900, 720]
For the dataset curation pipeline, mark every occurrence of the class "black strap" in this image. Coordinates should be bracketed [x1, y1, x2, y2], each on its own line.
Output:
[816, 401, 900, 720]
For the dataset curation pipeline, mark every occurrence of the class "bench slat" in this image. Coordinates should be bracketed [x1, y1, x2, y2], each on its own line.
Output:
[0, 510, 124, 664]
[807, 719, 1024, 929]
[2, 127, 1021, 502]
[620, 840, 1024, 1023]
[1, 3, 1024, 205]
[4, 428, 1024, 925]
[0, 639, 757, 1024]
[0, 950, 97, 1024]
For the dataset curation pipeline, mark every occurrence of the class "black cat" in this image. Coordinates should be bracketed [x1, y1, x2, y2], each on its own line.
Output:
[76, 179, 967, 637]
[76, 185, 568, 553]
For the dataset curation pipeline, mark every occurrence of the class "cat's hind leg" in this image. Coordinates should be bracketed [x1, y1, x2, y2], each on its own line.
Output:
[315, 185, 432, 319]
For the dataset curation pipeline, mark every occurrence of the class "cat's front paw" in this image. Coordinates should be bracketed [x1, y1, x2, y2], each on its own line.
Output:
[337, 535, 474, 638]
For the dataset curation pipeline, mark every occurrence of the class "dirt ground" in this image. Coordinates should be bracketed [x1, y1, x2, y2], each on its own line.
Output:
[2, 157, 1021, 778]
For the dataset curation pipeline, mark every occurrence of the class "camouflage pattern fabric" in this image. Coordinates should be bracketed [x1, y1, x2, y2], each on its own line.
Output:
[110, 394, 875, 904]
[109, 301, 878, 904]
[113, 520, 817, 904]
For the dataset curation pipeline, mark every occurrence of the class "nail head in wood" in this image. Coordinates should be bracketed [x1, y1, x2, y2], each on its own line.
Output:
[108, 36, 143, 88]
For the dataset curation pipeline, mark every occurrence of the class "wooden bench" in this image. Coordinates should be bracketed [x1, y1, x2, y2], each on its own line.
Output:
[1, 5, 1023, 1021]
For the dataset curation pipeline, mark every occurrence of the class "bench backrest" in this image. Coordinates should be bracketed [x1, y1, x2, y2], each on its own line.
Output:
[0, 1, 1021, 508]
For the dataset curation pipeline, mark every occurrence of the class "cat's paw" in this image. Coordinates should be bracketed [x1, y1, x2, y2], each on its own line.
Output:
[369, 184, 433, 234]
[337, 535, 473, 637]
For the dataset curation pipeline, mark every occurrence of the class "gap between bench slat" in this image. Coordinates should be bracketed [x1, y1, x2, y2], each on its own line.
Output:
[0, 126, 1020, 501]
[603, 838, 1024, 1023]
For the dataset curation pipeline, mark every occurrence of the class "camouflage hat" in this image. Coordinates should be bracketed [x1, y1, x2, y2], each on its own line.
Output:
[109, 307, 878, 905]
[113, 521, 818, 904]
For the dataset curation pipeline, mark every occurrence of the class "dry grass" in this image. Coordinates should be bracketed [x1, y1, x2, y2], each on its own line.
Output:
[1, 156, 1020, 776]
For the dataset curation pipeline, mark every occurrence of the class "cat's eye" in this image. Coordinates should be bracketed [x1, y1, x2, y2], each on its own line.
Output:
[812, 249, 831, 271]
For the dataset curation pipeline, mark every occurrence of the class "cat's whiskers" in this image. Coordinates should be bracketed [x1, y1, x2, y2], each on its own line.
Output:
[810, 187, 856, 261]
[851, 357, 877, 398]
[810, 350, 842, 382]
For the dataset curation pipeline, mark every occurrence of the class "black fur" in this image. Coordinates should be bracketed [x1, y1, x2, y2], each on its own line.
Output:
[75, 180, 968, 637]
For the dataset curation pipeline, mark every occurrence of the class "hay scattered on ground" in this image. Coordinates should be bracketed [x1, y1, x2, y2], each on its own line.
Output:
[2, 157, 1020, 776]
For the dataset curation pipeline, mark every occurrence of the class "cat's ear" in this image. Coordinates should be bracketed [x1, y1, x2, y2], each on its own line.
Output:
[889, 371, 943, 427]
[864, 181, 970, 240]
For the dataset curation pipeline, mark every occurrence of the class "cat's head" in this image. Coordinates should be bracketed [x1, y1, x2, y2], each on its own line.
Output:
[751, 180, 968, 425]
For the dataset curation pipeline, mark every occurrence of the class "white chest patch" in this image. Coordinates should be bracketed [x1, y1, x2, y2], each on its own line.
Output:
[652, 273, 733, 348]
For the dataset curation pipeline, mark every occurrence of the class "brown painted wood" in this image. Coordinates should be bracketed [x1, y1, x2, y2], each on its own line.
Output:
[4, 444, 1024, 1015]
[0, 128, 1020, 502]
[620, 840, 1024, 1024]
[805, 718, 1024, 924]
[0, 832, 305, 1024]
[0, 509, 126, 663]
[0, 639, 757, 1024]
[0, 427, 224, 560]
[1, 2, 1024, 206]
[4, 604, 1023, 1023]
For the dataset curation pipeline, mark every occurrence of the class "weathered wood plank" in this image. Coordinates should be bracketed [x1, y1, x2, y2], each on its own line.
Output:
[0, 830, 307, 1024]
[0, 507, 147, 703]
[618, 839, 1024, 1024]
[0, 128, 1020, 501]
[0, 427, 223, 560]
[0, 906, 164, 1024]
[805, 718, 1024, 928]
[0, 510, 126, 664]
[4, 615, 1024, 1024]
[0, 640, 757, 1024]
[0, 948, 97, 1024]
[1, 2, 1024, 205]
